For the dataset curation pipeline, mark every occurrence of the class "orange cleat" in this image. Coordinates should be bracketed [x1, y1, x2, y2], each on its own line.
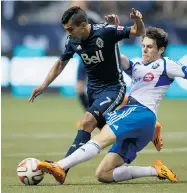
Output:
[152, 160, 177, 183]
[38, 160, 66, 184]
[152, 122, 163, 151]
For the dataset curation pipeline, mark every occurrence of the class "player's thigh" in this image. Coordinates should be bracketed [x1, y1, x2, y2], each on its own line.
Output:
[96, 152, 124, 174]
[88, 86, 125, 128]
[108, 131, 156, 164]
[109, 139, 138, 164]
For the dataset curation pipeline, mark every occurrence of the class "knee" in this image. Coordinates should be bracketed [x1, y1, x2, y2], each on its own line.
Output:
[81, 112, 97, 132]
[95, 168, 111, 183]
[95, 169, 106, 182]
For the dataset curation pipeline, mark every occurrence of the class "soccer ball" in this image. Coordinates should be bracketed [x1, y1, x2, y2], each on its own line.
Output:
[17, 158, 44, 185]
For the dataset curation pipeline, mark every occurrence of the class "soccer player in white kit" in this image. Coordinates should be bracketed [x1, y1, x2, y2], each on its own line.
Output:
[38, 25, 187, 184]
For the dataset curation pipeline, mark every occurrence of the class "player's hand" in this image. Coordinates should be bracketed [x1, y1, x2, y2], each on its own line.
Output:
[104, 14, 120, 26]
[28, 87, 44, 103]
[130, 8, 143, 21]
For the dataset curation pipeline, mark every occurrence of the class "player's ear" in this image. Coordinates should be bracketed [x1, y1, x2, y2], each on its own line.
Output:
[80, 22, 87, 28]
[159, 47, 165, 56]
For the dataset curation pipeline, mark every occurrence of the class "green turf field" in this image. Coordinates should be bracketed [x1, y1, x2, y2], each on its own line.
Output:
[2, 94, 187, 193]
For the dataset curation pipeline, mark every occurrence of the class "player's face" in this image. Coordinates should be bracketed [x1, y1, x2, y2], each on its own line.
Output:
[64, 21, 85, 41]
[142, 37, 162, 63]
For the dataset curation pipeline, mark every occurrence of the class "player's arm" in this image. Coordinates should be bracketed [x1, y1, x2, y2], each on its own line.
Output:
[129, 8, 145, 37]
[120, 55, 134, 77]
[28, 59, 69, 103]
[40, 59, 69, 89]
[104, 10, 144, 43]
[28, 37, 74, 103]
[120, 55, 130, 70]
[104, 14, 134, 75]
[166, 58, 187, 79]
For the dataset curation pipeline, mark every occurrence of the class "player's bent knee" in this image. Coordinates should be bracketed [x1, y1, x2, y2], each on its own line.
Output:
[95, 169, 113, 183]
[81, 112, 97, 132]
[95, 170, 106, 183]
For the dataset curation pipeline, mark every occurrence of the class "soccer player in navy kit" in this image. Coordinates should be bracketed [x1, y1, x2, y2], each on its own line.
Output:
[29, 6, 145, 179]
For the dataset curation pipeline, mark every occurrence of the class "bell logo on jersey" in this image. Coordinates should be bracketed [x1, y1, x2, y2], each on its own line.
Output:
[143, 72, 154, 82]
[81, 50, 104, 64]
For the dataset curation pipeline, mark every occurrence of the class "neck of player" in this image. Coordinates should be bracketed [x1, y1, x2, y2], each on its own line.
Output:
[82, 24, 91, 40]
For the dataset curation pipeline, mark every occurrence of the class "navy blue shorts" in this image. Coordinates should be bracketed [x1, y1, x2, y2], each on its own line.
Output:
[87, 85, 126, 128]
[105, 104, 156, 164]
[77, 60, 87, 81]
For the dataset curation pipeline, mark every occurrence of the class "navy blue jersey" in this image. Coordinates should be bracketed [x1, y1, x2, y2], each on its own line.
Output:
[60, 24, 131, 89]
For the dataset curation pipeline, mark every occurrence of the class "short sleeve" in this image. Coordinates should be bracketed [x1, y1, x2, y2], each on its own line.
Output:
[104, 25, 131, 42]
[166, 57, 187, 79]
[60, 37, 75, 61]
[123, 60, 134, 77]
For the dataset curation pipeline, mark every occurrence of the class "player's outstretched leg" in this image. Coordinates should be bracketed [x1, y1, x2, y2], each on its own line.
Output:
[38, 160, 66, 184]
[152, 121, 163, 151]
[152, 160, 177, 183]
[97, 159, 177, 183]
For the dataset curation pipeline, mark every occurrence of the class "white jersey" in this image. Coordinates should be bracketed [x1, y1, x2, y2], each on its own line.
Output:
[125, 57, 187, 116]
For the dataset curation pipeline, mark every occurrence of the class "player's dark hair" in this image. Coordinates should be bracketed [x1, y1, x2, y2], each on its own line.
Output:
[61, 6, 88, 26]
[143, 27, 168, 55]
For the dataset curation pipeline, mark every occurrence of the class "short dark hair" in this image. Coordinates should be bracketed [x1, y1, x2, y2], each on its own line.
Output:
[143, 27, 169, 51]
[61, 6, 88, 26]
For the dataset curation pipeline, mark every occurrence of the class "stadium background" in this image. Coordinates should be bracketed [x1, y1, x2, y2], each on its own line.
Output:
[1, 1, 187, 193]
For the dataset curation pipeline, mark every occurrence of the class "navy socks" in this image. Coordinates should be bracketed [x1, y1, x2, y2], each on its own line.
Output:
[64, 130, 91, 173]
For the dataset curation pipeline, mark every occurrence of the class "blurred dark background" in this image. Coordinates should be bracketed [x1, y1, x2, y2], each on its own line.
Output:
[2, 0, 187, 58]
[1, 1, 187, 98]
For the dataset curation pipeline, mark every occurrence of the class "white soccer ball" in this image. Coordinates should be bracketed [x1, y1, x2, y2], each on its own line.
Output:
[17, 158, 44, 185]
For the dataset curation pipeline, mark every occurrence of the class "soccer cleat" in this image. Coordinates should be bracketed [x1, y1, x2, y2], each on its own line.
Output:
[37, 160, 66, 184]
[152, 122, 163, 151]
[152, 160, 177, 183]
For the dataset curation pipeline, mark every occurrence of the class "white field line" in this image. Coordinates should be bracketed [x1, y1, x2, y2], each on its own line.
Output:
[3, 132, 187, 140]
[2, 147, 187, 158]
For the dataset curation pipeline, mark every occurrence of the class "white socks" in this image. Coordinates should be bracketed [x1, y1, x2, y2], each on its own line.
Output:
[113, 165, 157, 182]
[58, 141, 100, 170]
[57, 140, 158, 183]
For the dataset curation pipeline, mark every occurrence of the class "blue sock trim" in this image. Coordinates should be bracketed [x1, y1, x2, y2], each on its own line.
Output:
[88, 141, 101, 151]
[65, 130, 91, 158]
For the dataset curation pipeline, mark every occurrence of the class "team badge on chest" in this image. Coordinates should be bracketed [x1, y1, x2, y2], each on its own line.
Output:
[152, 63, 160, 69]
[96, 38, 104, 48]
